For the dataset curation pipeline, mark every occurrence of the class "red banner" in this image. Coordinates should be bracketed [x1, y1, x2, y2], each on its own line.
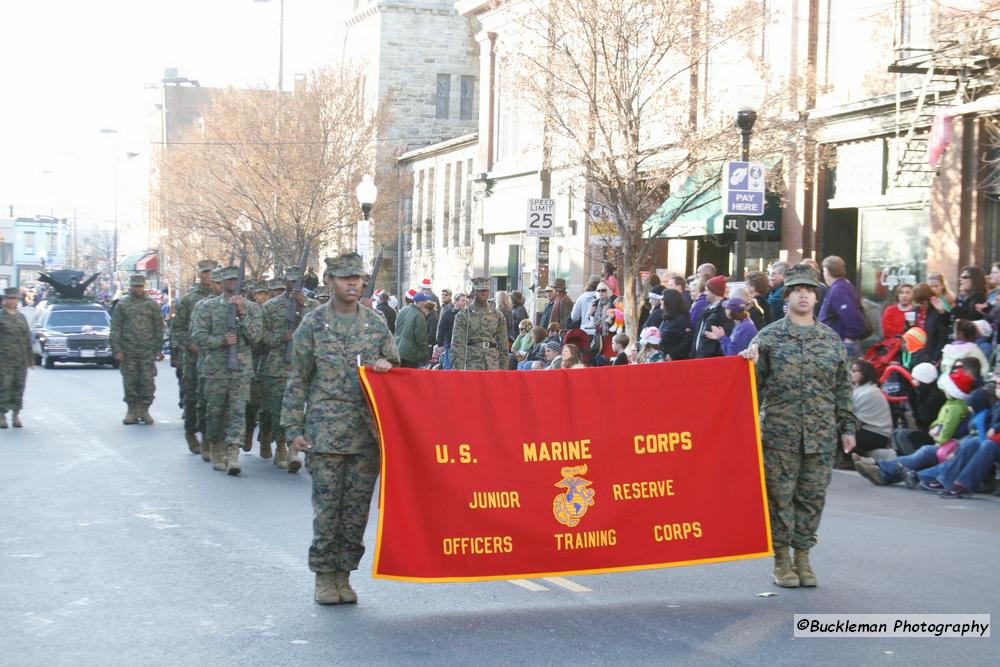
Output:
[360, 356, 771, 582]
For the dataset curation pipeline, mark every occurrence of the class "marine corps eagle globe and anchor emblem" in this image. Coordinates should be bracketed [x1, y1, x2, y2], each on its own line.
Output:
[552, 465, 595, 527]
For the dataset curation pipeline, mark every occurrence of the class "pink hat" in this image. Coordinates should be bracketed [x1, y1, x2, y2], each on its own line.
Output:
[706, 275, 728, 297]
[419, 278, 432, 290]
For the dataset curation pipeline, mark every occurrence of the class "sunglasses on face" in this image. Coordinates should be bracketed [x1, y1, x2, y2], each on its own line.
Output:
[597, 289, 608, 293]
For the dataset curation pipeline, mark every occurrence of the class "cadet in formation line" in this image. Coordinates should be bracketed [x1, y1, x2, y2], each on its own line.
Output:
[0, 287, 32, 428]
[109, 274, 165, 425]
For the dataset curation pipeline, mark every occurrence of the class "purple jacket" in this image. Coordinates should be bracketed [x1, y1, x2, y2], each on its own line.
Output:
[689, 292, 708, 328]
[720, 317, 758, 356]
[818, 278, 867, 340]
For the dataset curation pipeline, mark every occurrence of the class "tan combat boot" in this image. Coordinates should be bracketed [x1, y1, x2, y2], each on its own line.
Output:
[11, 411, 23, 428]
[0, 412, 7, 428]
[794, 549, 817, 587]
[226, 444, 242, 476]
[314, 573, 341, 605]
[333, 571, 358, 604]
[210, 442, 227, 471]
[137, 405, 154, 425]
[242, 425, 254, 452]
[772, 546, 800, 588]
[259, 429, 272, 460]
[123, 404, 139, 425]
[274, 437, 289, 469]
[200, 436, 212, 462]
[185, 432, 201, 455]
[287, 444, 302, 475]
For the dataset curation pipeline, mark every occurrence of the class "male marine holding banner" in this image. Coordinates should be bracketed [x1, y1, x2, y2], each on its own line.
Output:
[740, 264, 855, 589]
[283, 252, 399, 605]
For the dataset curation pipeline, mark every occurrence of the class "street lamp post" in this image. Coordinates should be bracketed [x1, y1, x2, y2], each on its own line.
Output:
[100, 128, 119, 278]
[253, 0, 285, 93]
[734, 107, 757, 281]
[355, 175, 378, 272]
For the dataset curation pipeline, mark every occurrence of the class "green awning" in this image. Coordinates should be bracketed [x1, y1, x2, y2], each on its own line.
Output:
[645, 157, 781, 238]
[117, 251, 148, 272]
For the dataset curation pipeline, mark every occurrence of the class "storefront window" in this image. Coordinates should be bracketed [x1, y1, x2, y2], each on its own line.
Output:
[857, 208, 929, 305]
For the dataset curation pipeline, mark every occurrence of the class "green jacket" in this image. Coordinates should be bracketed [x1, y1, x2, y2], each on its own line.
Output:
[450, 303, 508, 370]
[752, 318, 855, 454]
[930, 398, 969, 444]
[394, 304, 428, 365]
[190, 294, 263, 377]
[171, 284, 213, 362]
[259, 293, 319, 377]
[110, 294, 164, 358]
[282, 303, 399, 454]
[0, 309, 32, 368]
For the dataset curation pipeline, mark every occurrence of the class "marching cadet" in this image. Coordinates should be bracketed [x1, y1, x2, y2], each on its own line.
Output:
[110, 274, 165, 425]
[283, 252, 398, 605]
[0, 287, 33, 428]
[269, 278, 286, 300]
[172, 259, 218, 453]
[191, 268, 224, 462]
[191, 266, 263, 475]
[260, 266, 318, 471]
[244, 282, 273, 457]
[450, 277, 507, 370]
[740, 264, 855, 588]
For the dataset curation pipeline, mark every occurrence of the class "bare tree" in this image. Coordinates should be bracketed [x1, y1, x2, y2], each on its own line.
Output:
[496, 0, 790, 340]
[155, 68, 389, 284]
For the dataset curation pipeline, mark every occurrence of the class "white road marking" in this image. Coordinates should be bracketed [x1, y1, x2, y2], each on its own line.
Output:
[543, 577, 592, 592]
[507, 579, 549, 591]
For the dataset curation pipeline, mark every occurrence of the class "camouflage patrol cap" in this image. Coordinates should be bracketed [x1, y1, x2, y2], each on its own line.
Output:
[3, 287, 18, 299]
[284, 266, 303, 282]
[470, 277, 490, 292]
[129, 274, 146, 286]
[210, 268, 223, 283]
[252, 282, 270, 294]
[197, 259, 218, 273]
[314, 285, 329, 298]
[269, 279, 285, 291]
[323, 252, 368, 279]
[781, 263, 821, 298]
[219, 266, 240, 281]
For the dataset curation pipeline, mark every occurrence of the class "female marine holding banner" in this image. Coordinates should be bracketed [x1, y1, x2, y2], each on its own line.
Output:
[740, 264, 855, 589]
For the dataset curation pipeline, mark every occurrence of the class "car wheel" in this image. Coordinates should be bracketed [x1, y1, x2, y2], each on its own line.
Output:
[34, 354, 41, 366]
[43, 355, 55, 369]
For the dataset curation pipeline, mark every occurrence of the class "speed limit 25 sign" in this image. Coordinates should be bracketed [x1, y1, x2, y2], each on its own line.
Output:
[526, 198, 555, 238]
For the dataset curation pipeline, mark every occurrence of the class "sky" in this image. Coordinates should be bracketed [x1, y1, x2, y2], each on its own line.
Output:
[0, 0, 343, 234]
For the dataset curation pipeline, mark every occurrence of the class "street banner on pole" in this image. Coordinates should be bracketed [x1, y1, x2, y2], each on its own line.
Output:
[360, 357, 771, 582]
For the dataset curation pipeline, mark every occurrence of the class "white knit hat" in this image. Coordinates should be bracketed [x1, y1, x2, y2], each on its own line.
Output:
[911, 362, 938, 385]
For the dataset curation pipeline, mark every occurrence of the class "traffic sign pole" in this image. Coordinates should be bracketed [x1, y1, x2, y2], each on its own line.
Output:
[734, 109, 757, 280]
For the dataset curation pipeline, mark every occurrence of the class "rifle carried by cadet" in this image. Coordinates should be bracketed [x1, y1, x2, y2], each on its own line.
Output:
[226, 249, 246, 371]
[363, 249, 383, 301]
[284, 244, 311, 363]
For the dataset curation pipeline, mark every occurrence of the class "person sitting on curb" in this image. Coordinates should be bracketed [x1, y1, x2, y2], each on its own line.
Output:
[854, 364, 977, 487]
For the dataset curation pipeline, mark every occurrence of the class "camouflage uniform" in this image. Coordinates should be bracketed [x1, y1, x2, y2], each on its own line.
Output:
[751, 267, 854, 555]
[191, 269, 263, 469]
[260, 270, 318, 463]
[109, 276, 165, 419]
[245, 282, 273, 453]
[450, 278, 507, 370]
[282, 254, 399, 578]
[0, 298, 33, 418]
[172, 261, 217, 439]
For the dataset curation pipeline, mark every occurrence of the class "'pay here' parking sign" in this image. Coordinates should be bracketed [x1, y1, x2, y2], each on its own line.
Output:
[721, 161, 765, 216]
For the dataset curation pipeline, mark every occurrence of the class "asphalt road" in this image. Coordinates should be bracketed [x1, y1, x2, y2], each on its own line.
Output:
[1, 358, 997, 666]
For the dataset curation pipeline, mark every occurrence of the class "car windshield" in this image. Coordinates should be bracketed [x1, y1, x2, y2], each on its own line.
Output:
[45, 311, 109, 330]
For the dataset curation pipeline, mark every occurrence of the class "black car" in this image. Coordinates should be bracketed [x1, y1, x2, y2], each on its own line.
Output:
[32, 302, 116, 369]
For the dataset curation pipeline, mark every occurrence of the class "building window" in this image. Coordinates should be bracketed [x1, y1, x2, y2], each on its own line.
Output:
[453, 162, 463, 247]
[0, 243, 12, 265]
[464, 159, 473, 246]
[414, 170, 424, 253]
[47, 232, 58, 255]
[442, 163, 451, 248]
[435, 74, 451, 120]
[24, 232, 35, 255]
[460, 76, 476, 121]
[425, 168, 435, 249]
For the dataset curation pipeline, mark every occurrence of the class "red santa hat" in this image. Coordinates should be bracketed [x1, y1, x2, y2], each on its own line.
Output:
[419, 278, 432, 290]
[406, 288, 418, 300]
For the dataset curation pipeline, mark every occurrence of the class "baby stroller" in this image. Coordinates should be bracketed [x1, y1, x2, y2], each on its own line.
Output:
[879, 363, 915, 430]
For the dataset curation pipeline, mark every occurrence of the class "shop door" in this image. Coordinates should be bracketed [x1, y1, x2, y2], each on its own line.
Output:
[696, 238, 732, 276]
[822, 208, 858, 281]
